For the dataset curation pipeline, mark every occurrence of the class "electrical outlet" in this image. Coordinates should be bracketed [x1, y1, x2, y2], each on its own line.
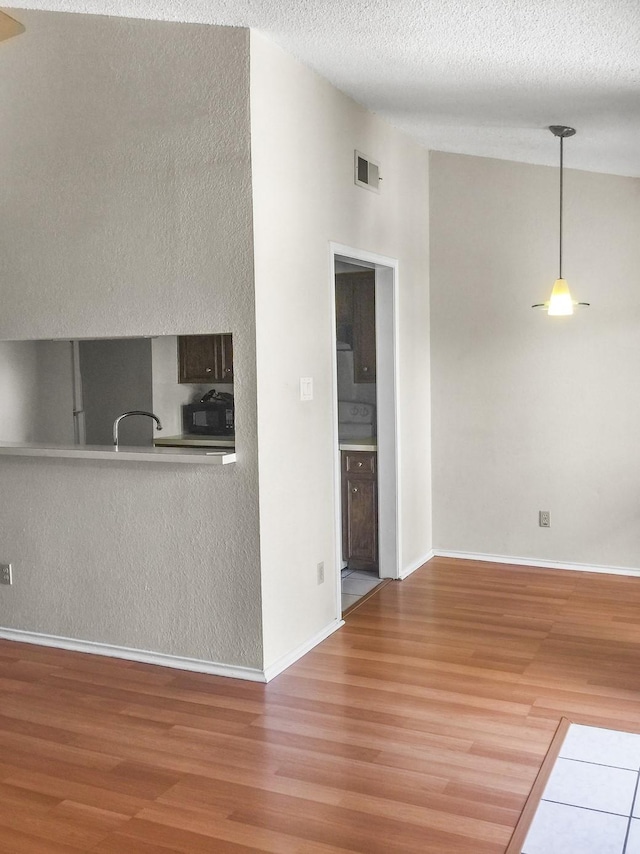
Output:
[317, 562, 325, 585]
[0, 564, 12, 585]
[539, 511, 550, 528]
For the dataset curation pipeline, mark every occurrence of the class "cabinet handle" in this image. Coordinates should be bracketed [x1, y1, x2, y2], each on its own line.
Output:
[225, 368, 232, 374]
[356, 461, 363, 467]
[362, 366, 368, 372]
[205, 367, 212, 373]
[352, 487, 359, 493]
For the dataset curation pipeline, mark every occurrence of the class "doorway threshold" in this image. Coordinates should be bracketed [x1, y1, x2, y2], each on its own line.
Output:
[342, 576, 392, 617]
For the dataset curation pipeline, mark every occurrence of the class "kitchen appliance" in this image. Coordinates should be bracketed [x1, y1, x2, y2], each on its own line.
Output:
[338, 400, 375, 439]
[182, 391, 234, 436]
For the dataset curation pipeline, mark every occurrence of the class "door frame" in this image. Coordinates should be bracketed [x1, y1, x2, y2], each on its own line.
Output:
[329, 243, 401, 618]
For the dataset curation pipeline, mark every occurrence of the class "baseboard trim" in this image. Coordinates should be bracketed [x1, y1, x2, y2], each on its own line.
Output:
[433, 549, 640, 578]
[399, 550, 434, 580]
[262, 618, 344, 682]
[0, 628, 267, 683]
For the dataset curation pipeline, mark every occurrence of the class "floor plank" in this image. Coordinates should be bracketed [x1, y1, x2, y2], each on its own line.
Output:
[1, 557, 640, 851]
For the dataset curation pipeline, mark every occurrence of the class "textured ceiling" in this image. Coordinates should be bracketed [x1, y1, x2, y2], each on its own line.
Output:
[10, 0, 640, 176]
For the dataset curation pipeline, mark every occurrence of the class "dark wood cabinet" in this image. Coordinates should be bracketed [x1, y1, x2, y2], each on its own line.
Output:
[335, 271, 376, 383]
[178, 334, 233, 384]
[342, 450, 378, 569]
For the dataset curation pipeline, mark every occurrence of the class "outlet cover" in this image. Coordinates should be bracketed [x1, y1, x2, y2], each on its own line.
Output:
[539, 511, 550, 528]
[0, 564, 12, 585]
[317, 562, 325, 585]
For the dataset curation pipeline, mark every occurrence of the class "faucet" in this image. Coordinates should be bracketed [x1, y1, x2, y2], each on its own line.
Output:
[113, 411, 162, 447]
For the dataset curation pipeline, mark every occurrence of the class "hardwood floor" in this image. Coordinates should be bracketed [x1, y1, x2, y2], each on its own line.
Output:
[1, 556, 640, 852]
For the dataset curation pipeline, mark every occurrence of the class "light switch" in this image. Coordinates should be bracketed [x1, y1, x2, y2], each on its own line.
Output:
[300, 377, 313, 401]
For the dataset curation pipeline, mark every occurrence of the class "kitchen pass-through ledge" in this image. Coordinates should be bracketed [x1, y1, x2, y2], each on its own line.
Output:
[0, 442, 236, 465]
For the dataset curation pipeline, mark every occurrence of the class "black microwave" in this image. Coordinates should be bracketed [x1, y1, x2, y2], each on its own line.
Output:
[182, 401, 234, 436]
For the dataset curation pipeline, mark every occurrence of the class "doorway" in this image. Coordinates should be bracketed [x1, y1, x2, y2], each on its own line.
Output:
[330, 244, 399, 618]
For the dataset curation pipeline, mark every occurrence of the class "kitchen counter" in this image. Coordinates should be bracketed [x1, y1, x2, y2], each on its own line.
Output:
[0, 442, 236, 465]
[339, 436, 377, 452]
[154, 434, 235, 448]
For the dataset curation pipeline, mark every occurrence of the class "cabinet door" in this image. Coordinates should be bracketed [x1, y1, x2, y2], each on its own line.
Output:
[341, 451, 378, 568]
[335, 271, 376, 383]
[178, 336, 216, 383]
[178, 334, 234, 383]
[218, 334, 234, 382]
[353, 276, 376, 383]
[342, 475, 378, 566]
[335, 276, 354, 348]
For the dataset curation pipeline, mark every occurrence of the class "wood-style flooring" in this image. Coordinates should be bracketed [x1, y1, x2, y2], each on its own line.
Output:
[1, 556, 640, 852]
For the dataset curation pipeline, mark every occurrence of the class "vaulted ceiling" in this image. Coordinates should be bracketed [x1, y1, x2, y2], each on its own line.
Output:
[11, 0, 640, 176]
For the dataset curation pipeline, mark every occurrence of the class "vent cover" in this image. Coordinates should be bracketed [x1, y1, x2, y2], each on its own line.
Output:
[354, 151, 380, 193]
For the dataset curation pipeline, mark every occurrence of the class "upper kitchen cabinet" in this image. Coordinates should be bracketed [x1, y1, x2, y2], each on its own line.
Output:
[178, 334, 233, 384]
[335, 271, 376, 383]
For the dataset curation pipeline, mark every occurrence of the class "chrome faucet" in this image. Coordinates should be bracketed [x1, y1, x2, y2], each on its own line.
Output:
[112, 411, 162, 447]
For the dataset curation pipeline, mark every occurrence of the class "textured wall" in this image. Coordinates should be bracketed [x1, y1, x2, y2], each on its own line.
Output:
[250, 33, 431, 668]
[0, 12, 262, 666]
[430, 152, 640, 568]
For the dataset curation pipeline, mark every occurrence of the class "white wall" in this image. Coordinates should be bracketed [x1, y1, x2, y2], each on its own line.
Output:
[430, 151, 640, 569]
[0, 12, 262, 667]
[0, 341, 38, 442]
[250, 33, 432, 668]
[34, 340, 75, 444]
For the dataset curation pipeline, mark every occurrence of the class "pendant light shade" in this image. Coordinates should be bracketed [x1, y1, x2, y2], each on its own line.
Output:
[547, 278, 574, 316]
[532, 126, 589, 314]
[0, 9, 24, 43]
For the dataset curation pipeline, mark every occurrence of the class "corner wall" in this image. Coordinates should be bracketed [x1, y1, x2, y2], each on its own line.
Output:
[430, 151, 640, 569]
[250, 33, 432, 668]
[0, 12, 263, 667]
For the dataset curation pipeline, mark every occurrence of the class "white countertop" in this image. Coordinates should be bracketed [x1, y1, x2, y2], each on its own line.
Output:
[339, 437, 377, 451]
[154, 434, 235, 448]
[0, 442, 236, 465]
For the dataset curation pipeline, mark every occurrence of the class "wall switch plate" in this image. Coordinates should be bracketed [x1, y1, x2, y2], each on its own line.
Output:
[300, 377, 313, 401]
[539, 511, 550, 528]
[0, 564, 12, 585]
[317, 561, 325, 585]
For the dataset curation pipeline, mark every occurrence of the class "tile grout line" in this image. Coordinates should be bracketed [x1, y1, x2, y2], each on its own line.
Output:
[621, 768, 640, 854]
[559, 755, 640, 773]
[540, 798, 630, 819]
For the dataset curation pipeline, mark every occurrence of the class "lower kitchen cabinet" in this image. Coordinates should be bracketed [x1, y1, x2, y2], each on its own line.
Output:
[341, 450, 378, 569]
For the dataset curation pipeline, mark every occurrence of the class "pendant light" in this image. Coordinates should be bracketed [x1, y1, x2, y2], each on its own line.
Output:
[532, 125, 589, 315]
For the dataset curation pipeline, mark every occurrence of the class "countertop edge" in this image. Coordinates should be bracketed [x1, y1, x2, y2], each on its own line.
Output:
[0, 444, 236, 465]
[338, 442, 378, 452]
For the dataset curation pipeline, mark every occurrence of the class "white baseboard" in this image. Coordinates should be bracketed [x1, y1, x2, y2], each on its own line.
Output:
[262, 618, 344, 682]
[433, 549, 640, 578]
[399, 550, 435, 580]
[0, 628, 267, 683]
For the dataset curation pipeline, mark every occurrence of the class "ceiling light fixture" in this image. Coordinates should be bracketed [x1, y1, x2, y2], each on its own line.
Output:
[532, 125, 589, 316]
[0, 9, 24, 43]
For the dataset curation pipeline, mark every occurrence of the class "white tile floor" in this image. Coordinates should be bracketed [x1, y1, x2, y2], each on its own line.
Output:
[522, 724, 640, 854]
[341, 567, 383, 613]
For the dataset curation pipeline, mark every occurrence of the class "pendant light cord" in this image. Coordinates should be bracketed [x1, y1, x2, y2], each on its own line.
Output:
[559, 135, 563, 279]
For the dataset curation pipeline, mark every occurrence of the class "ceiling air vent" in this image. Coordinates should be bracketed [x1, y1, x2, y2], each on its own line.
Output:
[354, 151, 380, 193]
